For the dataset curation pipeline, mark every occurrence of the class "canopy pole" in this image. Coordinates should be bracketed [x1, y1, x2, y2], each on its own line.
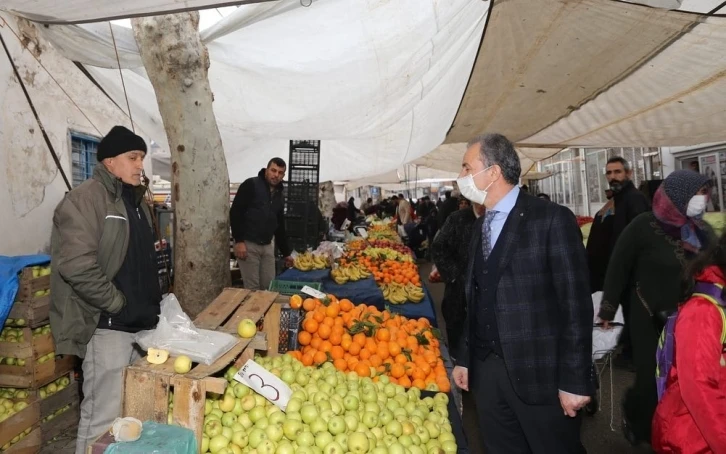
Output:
[109, 23, 135, 133]
[0, 29, 72, 191]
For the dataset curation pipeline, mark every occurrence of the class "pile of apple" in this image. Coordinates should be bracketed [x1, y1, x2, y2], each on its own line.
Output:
[29, 265, 52, 298]
[183, 353, 456, 454]
[32, 324, 52, 339]
[37, 375, 71, 399]
[41, 403, 72, 423]
[0, 398, 32, 450]
[0, 326, 25, 342]
[0, 388, 30, 400]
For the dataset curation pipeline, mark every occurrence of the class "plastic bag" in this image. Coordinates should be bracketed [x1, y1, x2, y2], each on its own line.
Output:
[134, 294, 238, 365]
[104, 421, 196, 454]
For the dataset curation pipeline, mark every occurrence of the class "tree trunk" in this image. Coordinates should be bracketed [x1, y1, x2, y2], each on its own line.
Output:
[132, 13, 230, 317]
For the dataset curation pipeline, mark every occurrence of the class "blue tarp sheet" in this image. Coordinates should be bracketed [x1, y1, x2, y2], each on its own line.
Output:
[278, 268, 438, 325]
[0, 255, 51, 327]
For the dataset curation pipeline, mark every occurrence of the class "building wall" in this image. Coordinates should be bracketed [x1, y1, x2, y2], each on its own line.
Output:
[0, 14, 154, 256]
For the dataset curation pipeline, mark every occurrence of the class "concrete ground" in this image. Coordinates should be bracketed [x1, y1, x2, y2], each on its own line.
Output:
[418, 261, 653, 454]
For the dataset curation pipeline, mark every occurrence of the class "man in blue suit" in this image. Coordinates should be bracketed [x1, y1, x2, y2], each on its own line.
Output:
[452, 133, 593, 453]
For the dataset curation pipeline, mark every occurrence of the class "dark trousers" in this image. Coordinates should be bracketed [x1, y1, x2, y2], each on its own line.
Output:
[471, 355, 586, 454]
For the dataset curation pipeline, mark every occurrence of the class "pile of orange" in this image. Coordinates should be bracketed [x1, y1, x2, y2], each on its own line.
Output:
[372, 260, 420, 287]
[288, 295, 450, 393]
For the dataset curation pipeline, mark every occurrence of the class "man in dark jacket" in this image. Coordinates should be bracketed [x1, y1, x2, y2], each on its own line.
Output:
[607, 157, 651, 249]
[50, 126, 161, 454]
[230, 158, 292, 290]
[452, 133, 592, 453]
[437, 190, 459, 227]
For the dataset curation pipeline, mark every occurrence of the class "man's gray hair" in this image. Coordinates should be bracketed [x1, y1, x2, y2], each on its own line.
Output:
[606, 156, 631, 171]
[467, 133, 521, 185]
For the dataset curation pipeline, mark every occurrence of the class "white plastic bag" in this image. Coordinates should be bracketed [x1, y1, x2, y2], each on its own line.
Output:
[134, 294, 238, 365]
[591, 292, 624, 360]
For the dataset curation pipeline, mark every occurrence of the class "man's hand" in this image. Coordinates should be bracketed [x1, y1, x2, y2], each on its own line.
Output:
[428, 269, 441, 283]
[598, 318, 612, 330]
[234, 242, 247, 260]
[452, 366, 469, 391]
[284, 256, 294, 268]
[558, 391, 591, 417]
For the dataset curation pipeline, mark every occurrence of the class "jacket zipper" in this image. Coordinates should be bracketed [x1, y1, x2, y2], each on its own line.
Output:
[635, 282, 654, 317]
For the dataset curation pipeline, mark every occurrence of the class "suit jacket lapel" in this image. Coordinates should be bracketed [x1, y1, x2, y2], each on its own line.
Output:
[495, 192, 529, 280]
[465, 216, 484, 303]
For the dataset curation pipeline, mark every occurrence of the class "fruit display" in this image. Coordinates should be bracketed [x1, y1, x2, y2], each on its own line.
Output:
[295, 297, 451, 392]
[41, 403, 72, 423]
[0, 327, 25, 342]
[181, 353, 457, 454]
[367, 225, 401, 243]
[293, 252, 330, 271]
[28, 265, 52, 298]
[330, 264, 371, 285]
[0, 396, 33, 450]
[37, 374, 71, 399]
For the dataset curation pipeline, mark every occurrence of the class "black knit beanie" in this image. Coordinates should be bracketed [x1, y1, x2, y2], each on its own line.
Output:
[97, 126, 147, 161]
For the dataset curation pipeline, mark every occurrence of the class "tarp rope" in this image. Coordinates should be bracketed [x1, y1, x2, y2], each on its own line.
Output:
[0, 28, 72, 191]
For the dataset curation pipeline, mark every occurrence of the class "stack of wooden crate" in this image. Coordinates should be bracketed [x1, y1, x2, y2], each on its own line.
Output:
[0, 266, 79, 452]
[120, 288, 282, 453]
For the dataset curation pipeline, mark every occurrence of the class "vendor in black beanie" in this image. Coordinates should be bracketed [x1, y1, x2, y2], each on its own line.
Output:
[49, 124, 161, 453]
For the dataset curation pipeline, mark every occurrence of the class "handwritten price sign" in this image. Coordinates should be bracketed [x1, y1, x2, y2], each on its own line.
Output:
[233, 360, 292, 411]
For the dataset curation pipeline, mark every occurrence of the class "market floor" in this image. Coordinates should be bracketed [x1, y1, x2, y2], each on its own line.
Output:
[419, 261, 654, 454]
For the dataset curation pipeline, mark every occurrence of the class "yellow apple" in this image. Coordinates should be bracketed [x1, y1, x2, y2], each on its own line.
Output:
[237, 319, 257, 339]
[174, 355, 192, 374]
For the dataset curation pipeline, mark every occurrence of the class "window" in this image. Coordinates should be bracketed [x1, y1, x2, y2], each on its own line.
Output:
[71, 133, 100, 187]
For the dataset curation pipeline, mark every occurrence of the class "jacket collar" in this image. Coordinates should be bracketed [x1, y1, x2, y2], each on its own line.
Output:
[93, 164, 147, 203]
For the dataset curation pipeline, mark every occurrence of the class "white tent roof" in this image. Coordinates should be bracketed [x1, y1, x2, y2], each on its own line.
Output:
[2, 0, 726, 184]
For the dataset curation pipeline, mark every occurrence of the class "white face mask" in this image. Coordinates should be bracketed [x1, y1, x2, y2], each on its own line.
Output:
[456, 166, 494, 205]
[686, 194, 708, 218]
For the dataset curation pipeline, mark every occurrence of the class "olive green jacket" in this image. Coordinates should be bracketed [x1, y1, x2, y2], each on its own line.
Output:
[49, 165, 152, 358]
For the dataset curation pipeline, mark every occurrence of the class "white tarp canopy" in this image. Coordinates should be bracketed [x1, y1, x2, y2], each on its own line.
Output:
[2, 0, 726, 185]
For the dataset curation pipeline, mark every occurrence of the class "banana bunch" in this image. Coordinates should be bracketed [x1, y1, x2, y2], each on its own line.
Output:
[293, 252, 329, 271]
[330, 264, 371, 285]
[381, 282, 425, 304]
[381, 282, 408, 304]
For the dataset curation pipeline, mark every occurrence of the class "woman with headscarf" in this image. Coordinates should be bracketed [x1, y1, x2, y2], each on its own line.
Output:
[347, 197, 360, 223]
[599, 170, 714, 447]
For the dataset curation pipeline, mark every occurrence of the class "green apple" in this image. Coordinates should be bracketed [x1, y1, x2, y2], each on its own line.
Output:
[247, 428, 267, 449]
[205, 400, 213, 415]
[254, 416, 269, 430]
[281, 370, 295, 385]
[327, 416, 346, 435]
[309, 418, 327, 435]
[275, 441, 295, 454]
[174, 355, 193, 374]
[300, 404, 318, 424]
[295, 371, 310, 386]
[323, 441, 344, 454]
[424, 421, 440, 439]
[297, 431, 315, 447]
[208, 434, 229, 453]
[238, 413, 253, 429]
[211, 409, 224, 419]
[388, 442, 406, 454]
[347, 432, 369, 454]
[371, 448, 388, 454]
[232, 399, 244, 416]
[433, 393, 449, 406]
[385, 420, 403, 437]
[240, 395, 256, 411]
[282, 419, 303, 441]
[343, 395, 359, 411]
[256, 439, 276, 454]
[221, 427, 233, 441]
[415, 425, 430, 444]
[233, 383, 251, 398]
[225, 366, 239, 381]
[254, 394, 267, 407]
[205, 420, 223, 438]
[409, 446, 425, 454]
[265, 423, 284, 442]
[334, 433, 348, 451]
[286, 397, 302, 413]
[344, 413, 359, 432]
[268, 411, 285, 426]
[221, 413, 237, 427]
[362, 411, 378, 428]
[201, 435, 210, 453]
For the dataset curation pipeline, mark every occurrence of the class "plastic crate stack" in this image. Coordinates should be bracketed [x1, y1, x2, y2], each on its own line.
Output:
[286, 140, 321, 253]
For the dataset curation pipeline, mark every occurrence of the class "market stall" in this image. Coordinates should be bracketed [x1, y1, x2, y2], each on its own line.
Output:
[278, 224, 439, 325]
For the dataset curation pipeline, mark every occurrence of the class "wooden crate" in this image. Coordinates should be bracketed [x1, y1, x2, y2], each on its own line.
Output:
[39, 374, 79, 419]
[0, 355, 74, 388]
[0, 400, 39, 447]
[7, 299, 50, 329]
[41, 404, 79, 444]
[14, 268, 50, 303]
[0, 328, 54, 360]
[122, 288, 282, 452]
[3, 427, 41, 454]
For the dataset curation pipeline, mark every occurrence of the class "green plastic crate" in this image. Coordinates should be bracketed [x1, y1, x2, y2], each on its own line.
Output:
[268, 279, 322, 296]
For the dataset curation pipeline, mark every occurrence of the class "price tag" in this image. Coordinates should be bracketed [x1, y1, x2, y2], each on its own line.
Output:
[301, 286, 326, 299]
[233, 360, 292, 411]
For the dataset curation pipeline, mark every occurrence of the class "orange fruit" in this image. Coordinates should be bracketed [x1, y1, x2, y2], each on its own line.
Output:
[313, 309, 326, 323]
[339, 299, 354, 312]
[341, 335, 353, 352]
[313, 351, 327, 365]
[325, 303, 340, 318]
[329, 333, 343, 346]
[348, 342, 361, 356]
[318, 324, 332, 340]
[412, 379, 426, 390]
[310, 337, 322, 350]
[369, 355, 382, 368]
[319, 341, 333, 353]
[353, 333, 367, 347]
[303, 298, 317, 312]
[301, 353, 314, 366]
[355, 363, 371, 378]
[298, 331, 312, 346]
[333, 358, 348, 371]
[303, 319, 319, 334]
[290, 294, 303, 309]
[398, 376, 412, 388]
[436, 376, 451, 393]
[395, 354, 407, 365]
[359, 349, 372, 361]
[391, 363, 405, 378]
[377, 342, 390, 360]
[376, 328, 391, 342]
[331, 346, 345, 360]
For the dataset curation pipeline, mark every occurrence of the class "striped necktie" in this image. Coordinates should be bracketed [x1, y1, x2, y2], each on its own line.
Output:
[481, 210, 498, 260]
